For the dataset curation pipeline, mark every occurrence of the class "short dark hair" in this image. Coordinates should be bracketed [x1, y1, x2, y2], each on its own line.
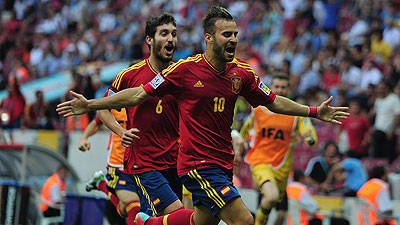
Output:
[145, 13, 176, 38]
[323, 140, 339, 155]
[369, 166, 386, 179]
[203, 6, 234, 35]
[293, 169, 305, 182]
[272, 73, 289, 82]
[346, 150, 360, 159]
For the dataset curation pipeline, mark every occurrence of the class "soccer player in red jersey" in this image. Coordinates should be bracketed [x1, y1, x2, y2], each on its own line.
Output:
[79, 13, 185, 224]
[57, 6, 349, 225]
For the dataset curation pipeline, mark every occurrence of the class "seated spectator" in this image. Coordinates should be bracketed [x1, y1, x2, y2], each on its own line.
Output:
[357, 166, 394, 225]
[321, 150, 368, 196]
[305, 141, 340, 189]
[25, 90, 51, 129]
[339, 100, 370, 157]
[40, 165, 69, 218]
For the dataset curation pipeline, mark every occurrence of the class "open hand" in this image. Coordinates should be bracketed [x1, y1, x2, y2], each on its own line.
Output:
[56, 91, 90, 117]
[317, 96, 350, 125]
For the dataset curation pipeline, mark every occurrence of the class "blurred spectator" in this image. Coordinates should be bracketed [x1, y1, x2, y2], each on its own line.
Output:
[321, 150, 367, 196]
[357, 166, 394, 225]
[286, 169, 319, 225]
[25, 90, 52, 129]
[347, 12, 369, 46]
[339, 57, 362, 96]
[340, 100, 370, 157]
[0, 78, 25, 128]
[297, 57, 320, 95]
[360, 58, 382, 90]
[371, 29, 392, 63]
[40, 165, 69, 218]
[321, 62, 340, 93]
[383, 19, 400, 50]
[305, 140, 340, 189]
[322, 0, 341, 30]
[370, 80, 400, 163]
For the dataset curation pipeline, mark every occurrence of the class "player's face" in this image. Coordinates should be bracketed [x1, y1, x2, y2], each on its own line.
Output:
[152, 23, 177, 63]
[212, 19, 238, 62]
[271, 78, 289, 96]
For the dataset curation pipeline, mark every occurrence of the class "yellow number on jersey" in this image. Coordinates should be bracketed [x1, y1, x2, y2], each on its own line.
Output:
[156, 100, 163, 114]
[213, 97, 225, 112]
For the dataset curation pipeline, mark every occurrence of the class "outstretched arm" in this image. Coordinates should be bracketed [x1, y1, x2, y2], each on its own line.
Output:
[97, 109, 140, 147]
[57, 87, 151, 117]
[267, 96, 349, 124]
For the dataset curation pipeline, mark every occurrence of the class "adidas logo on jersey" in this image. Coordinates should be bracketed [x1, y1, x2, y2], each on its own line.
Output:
[193, 80, 204, 87]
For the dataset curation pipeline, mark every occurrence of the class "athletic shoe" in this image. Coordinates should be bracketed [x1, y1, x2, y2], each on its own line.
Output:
[135, 212, 151, 225]
[85, 170, 105, 192]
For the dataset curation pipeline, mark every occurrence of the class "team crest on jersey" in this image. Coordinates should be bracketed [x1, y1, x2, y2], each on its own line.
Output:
[150, 74, 165, 89]
[231, 77, 242, 94]
[258, 81, 271, 96]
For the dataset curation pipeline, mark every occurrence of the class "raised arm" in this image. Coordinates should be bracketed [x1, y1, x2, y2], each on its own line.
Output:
[267, 96, 349, 125]
[57, 87, 151, 117]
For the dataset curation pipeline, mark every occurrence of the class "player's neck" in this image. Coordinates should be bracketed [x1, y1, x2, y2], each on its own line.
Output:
[148, 55, 170, 73]
[205, 51, 226, 72]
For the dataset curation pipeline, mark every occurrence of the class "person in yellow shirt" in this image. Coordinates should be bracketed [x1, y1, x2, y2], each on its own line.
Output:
[371, 30, 392, 63]
[241, 74, 318, 225]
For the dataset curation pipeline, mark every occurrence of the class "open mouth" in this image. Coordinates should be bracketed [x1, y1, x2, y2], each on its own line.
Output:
[225, 47, 235, 56]
[165, 45, 174, 56]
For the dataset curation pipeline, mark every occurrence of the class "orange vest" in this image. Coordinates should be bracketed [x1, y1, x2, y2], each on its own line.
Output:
[287, 182, 309, 225]
[66, 114, 89, 131]
[357, 179, 395, 225]
[107, 109, 128, 169]
[40, 173, 67, 212]
[246, 107, 296, 168]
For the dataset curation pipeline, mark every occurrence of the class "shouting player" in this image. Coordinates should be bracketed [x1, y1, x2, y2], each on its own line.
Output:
[79, 13, 185, 224]
[57, 6, 349, 225]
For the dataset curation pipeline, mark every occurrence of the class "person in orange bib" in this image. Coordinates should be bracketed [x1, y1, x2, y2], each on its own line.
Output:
[357, 166, 395, 225]
[242, 74, 318, 225]
[40, 165, 69, 218]
[79, 107, 141, 225]
[286, 169, 319, 225]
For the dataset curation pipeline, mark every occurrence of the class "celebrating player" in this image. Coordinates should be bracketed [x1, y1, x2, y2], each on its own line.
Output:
[57, 6, 349, 225]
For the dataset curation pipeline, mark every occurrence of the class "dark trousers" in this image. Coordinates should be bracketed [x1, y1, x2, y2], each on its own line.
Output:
[372, 130, 397, 163]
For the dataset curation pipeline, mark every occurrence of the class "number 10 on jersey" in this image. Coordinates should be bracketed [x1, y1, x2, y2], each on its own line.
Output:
[213, 97, 225, 112]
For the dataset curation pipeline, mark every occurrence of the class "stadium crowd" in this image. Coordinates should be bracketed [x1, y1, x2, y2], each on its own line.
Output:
[1, 0, 400, 194]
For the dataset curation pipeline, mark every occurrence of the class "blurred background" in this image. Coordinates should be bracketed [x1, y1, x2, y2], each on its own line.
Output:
[0, 0, 400, 224]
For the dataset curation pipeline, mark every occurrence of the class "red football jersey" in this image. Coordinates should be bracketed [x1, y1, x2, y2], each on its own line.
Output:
[143, 54, 276, 175]
[110, 59, 179, 174]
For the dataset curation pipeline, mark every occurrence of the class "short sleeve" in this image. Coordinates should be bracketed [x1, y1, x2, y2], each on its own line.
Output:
[143, 61, 183, 97]
[341, 159, 353, 173]
[376, 187, 392, 212]
[240, 72, 276, 107]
